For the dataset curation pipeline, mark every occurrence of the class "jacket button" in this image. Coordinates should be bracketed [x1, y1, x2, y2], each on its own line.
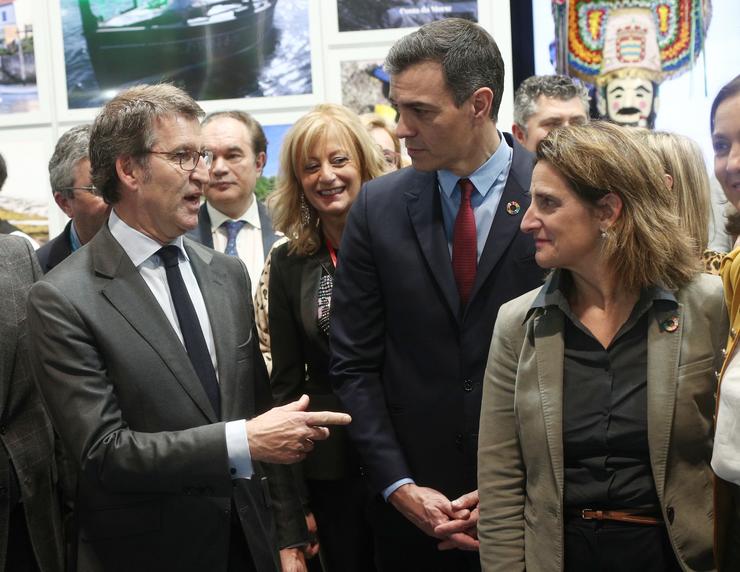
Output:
[666, 506, 675, 524]
[463, 379, 473, 392]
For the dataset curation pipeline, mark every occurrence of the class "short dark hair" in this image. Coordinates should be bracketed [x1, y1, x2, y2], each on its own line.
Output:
[202, 110, 267, 157]
[0, 153, 6, 190]
[89, 84, 204, 205]
[513, 75, 590, 130]
[384, 18, 504, 121]
[711, 75, 740, 133]
[49, 125, 91, 197]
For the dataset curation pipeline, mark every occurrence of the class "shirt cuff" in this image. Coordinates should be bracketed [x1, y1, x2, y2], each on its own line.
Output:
[225, 420, 254, 479]
[382, 478, 415, 502]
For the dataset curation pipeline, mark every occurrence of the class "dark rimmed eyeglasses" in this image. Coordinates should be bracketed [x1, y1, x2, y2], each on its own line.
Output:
[144, 149, 213, 172]
[61, 185, 100, 196]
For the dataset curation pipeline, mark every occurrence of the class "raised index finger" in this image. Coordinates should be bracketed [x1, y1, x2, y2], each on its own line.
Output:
[305, 411, 352, 426]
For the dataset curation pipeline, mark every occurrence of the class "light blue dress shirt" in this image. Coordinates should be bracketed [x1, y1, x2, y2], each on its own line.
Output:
[69, 222, 82, 252]
[108, 210, 254, 479]
[381, 135, 513, 502]
[437, 133, 513, 259]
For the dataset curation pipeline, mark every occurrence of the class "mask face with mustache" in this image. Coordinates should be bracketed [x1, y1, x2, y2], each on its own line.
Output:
[597, 76, 657, 128]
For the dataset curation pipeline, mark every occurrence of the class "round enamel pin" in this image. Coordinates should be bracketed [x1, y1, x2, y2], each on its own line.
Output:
[661, 316, 679, 333]
[506, 201, 521, 215]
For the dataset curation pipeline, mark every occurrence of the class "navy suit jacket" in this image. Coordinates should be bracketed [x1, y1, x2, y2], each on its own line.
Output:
[35, 221, 74, 274]
[329, 135, 545, 499]
[187, 201, 279, 259]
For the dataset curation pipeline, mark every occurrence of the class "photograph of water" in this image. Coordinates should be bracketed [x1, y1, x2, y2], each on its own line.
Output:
[0, 0, 38, 114]
[60, 0, 311, 109]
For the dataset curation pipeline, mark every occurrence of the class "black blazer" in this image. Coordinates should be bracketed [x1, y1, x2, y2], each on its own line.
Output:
[35, 221, 73, 273]
[186, 201, 279, 259]
[329, 135, 545, 499]
[269, 242, 357, 480]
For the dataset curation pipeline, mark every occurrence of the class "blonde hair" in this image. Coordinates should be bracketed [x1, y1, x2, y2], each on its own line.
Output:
[637, 130, 711, 256]
[269, 104, 386, 256]
[360, 113, 402, 169]
[537, 121, 699, 291]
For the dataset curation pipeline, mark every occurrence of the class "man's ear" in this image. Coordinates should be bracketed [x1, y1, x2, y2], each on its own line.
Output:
[255, 151, 266, 176]
[53, 192, 75, 219]
[512, 123, 527, 146]
[471, 87, 493, 120]
[115, 156, 139, 191]
[596, 89, 607, 117]
[597, 192, 623, 228]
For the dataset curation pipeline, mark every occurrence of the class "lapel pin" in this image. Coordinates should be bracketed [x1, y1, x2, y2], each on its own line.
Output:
[506, 201, 521, 215]
[660, 316, 679, 333]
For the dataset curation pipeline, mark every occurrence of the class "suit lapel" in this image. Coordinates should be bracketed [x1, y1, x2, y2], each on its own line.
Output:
[533, 309, 566, 497]
[300, 251, 329, 351]
[406, 172, 460, 320]
[468, 137, 533, 306]
[647, 302, 682, 498]
[186, 241, 236, 422]
[258, 201, 278, 258]
[95, 228, 218, 422]
[186, 204, 214, 248]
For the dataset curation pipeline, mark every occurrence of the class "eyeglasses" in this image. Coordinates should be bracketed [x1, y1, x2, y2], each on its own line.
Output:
[145, 149, 213, 172]
[380, 148, 400, 167]
[62, 185, 100, 196]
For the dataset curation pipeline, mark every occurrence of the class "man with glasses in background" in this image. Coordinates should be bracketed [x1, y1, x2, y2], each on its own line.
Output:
[36, 125, 110, 273]
[26, 84, 350, 572]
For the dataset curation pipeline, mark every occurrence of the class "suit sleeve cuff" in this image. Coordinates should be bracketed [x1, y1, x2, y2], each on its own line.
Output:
[382, 478, 415, 502]
[225, 420, 254, 479]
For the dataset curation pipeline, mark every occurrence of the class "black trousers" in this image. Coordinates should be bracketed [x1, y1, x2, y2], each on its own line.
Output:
[564, 518, 682, 572]
[307, 476, 376, 572]
[5, 504, 40, 572]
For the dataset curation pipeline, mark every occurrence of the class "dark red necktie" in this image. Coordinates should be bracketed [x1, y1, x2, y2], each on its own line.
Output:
[452, 178, 477, 306]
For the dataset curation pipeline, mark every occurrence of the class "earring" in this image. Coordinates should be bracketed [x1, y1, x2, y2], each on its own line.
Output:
[600, 228, 608, 239]
[300, 193, 311, 227]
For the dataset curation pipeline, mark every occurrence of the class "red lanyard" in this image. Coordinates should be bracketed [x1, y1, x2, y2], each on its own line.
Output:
[326, 241, 338, 268]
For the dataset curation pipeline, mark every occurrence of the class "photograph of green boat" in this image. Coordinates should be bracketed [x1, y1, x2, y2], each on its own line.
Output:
[61, 0, 311, 109]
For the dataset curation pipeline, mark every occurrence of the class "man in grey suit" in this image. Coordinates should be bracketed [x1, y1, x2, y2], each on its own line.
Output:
[0, 234, 64, 572]
[187, 110, 279, 295]
[26, 84, 349, 572]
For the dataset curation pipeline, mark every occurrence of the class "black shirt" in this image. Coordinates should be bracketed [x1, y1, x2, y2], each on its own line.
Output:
[530, 270, 677, 511]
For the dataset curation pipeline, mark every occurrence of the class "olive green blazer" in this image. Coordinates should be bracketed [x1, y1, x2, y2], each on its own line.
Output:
[478, 273, 727, 572]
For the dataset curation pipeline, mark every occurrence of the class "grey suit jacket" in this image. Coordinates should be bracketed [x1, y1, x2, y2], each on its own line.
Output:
[0, 235, 64, 572]
[478, 273, 727, 572]
[26, 225, 303, 572]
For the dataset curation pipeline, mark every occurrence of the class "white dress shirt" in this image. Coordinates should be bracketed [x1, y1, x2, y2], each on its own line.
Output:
[108, 209, 253, 479]
[207, 198, 264, 296]
[713, 347, 740, 486]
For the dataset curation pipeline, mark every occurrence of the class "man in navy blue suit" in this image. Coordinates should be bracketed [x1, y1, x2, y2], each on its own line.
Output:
[330, 18, 544, 571]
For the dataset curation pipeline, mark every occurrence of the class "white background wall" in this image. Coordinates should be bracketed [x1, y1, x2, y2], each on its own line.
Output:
[0, 0, 516, 240]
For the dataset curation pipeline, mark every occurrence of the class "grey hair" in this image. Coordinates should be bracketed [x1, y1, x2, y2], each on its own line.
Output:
[385, 18, 504, 121]
[513, 75, 590, 132]
[49, 125, 91, 197]
[89, 84, 204, 205]
[202, 110, 267, 156]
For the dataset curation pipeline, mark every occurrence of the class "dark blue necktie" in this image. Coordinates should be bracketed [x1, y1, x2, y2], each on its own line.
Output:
[157, 245, 220, 416]
[222, 220, 246, 256]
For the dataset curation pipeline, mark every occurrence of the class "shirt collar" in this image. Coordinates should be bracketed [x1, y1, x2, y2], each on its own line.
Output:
[526, 269, 678, 322]
[207, 195, 260, 231]
[69, 221, 82, 252]
[108, 209, 188, 267]
[437, 131, 512, 198]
